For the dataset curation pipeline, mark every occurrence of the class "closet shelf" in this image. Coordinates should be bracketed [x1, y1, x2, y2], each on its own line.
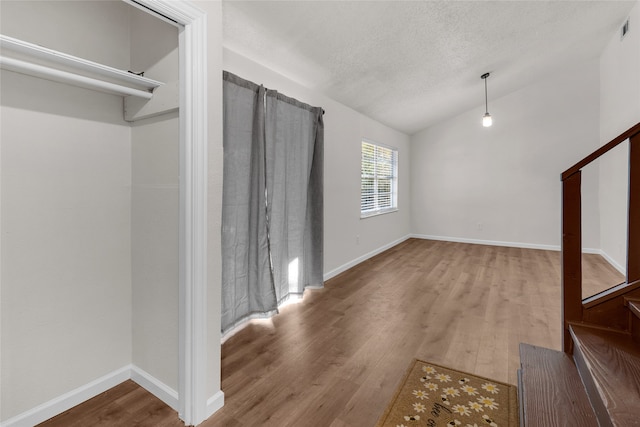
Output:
[0, 34, 163, 99]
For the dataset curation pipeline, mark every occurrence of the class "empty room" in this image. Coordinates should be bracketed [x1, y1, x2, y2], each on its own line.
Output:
[1, 1, 639, 426]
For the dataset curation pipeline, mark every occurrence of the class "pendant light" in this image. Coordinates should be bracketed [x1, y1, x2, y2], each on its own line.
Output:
[481, 72, 492, 127]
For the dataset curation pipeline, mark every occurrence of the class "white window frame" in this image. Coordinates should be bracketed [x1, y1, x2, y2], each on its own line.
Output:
[360, 139, 398, 218]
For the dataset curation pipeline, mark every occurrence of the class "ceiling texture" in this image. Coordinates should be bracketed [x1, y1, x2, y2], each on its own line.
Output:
[223, 1, 636, 135]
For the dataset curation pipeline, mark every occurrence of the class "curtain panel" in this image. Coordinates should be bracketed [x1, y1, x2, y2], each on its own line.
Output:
[222, 71, 324, 334]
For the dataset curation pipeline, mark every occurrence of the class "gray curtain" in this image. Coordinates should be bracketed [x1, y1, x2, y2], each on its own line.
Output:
[222, 72, 324, 334]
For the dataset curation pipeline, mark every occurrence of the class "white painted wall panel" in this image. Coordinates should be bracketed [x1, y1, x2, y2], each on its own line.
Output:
[600, 1, 640, 144]
[0, 71, 132, 420]
[129, 6, 180, 394]
[410, 60, 601, 250]
[0, 0, 131, 70]
[599, 1, 640, 274]
[0, 1, 133, 421]
[131, 114, 179, 392]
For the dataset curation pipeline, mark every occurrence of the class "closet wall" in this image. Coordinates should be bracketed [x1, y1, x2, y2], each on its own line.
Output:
[129, 6, 180, 394]
[0, 1, 179, 421]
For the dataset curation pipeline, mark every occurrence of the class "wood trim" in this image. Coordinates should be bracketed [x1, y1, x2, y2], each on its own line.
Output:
[178, 12, 209, 427]
[628, 133, 640, 283]
[562, 171, 582, 352]
[583, 280, 640, 309]
[518, 343, 599, 426]
[562, 122, 640, 180]
[178, 7, 210, 427]
[126, 1, 213, 426]
[624, 296, 640, 306]
[568, 326, 613, 427]
[630, 302, 640, 320]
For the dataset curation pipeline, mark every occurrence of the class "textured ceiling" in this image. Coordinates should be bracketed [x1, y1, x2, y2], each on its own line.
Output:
[223, 1, 636, 134]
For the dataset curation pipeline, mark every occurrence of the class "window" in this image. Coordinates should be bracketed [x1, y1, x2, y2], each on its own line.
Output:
[361, 140, 398, 218]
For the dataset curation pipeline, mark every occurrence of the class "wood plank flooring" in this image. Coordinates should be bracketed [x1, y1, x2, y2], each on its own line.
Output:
[208, 239, 565, 427]
[38, 239, 622, 426]
[582, 253, 625, 299]
[37, 380, 184, 427]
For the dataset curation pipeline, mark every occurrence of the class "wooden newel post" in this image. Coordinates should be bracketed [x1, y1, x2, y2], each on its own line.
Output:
[562, 171, 582, 353]
[628, 133, 640, 284]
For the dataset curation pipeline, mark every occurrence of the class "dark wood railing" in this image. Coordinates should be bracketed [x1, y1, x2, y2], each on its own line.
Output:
[561, 122, 640, 352]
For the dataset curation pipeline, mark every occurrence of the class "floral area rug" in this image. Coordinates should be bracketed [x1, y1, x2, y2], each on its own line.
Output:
[375, 359, 518, 427]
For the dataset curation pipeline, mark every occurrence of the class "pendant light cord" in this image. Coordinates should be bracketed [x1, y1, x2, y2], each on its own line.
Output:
[484, 77, 489, 114]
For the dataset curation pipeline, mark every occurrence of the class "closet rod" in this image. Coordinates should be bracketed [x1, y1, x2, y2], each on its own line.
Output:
[0, 56, 154, 99]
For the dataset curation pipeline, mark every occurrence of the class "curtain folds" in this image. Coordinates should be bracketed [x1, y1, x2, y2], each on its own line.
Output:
[222, 71, 324, 334]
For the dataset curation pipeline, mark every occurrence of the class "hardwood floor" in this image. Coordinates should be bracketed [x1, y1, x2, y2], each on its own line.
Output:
[207, 239, 564, 426]
[37, 380, 184, 427]
[39, 239, 621, 426]
[582, 252, 625, 299]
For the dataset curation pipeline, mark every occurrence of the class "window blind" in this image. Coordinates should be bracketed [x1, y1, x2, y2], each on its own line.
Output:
[361, 141, 397, 217]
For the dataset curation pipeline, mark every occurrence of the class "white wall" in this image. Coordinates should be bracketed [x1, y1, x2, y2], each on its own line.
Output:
[599, 0, 640, 274]
[600, 1, 640, 143]
[598, 143, 629, 274]
[410, 59, 602, 250]
[0, 1, 133, 418]
[129, 7, 180, 393]
[131, 113, 180, 391]
[222, 48, 412, 278]
[0, 0, 131, 69]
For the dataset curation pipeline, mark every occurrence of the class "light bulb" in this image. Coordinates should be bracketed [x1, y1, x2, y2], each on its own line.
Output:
[483, 112, 492, 127]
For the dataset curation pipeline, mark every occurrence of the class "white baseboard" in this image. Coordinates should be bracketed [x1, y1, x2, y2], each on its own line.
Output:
[0, 366, 131, 427]
[206, 391, 225, 420]
[323, 234, 411, 281]
[130, 365, 179, 412]
[582, 247, 602, 254]
[599, 249, 626, 275]
[320, 233, 620, 283]
[410, 234, 562, 251]
[1, 365, 180, 427]
[410, 234, 626, 273]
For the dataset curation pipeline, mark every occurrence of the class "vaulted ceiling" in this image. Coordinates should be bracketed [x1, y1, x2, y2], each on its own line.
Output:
[223, 1, 636, 134]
